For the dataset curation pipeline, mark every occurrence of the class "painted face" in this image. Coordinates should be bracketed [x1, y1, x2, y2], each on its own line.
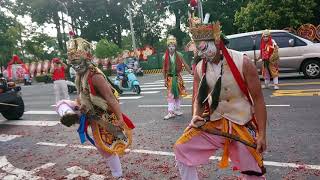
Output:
[197, 41, 217, 61]
[70, 59, 88, 74]
[263, 35, 269, 42]
[168, 44, 176, 53]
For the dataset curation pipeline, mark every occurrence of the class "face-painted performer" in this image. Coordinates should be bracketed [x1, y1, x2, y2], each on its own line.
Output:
[163, 35, 193, 120]
[260, 29, 280, 90]
[56, 37, 135, 180]
[174, 16, 268, 180]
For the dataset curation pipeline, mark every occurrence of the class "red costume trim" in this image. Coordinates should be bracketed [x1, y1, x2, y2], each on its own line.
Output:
[163, 50, 183, 73]
[260, 36, 274, 60]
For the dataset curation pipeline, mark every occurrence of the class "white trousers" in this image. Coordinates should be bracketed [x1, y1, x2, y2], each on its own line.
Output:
[53, 80, 69, 103]
[264, 69, 279, 85]
[55, 101, 123, 178]
[106, 155, 123, 177]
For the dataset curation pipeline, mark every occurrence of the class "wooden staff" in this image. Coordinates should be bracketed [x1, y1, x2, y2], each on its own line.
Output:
[195, 119, 257, 149]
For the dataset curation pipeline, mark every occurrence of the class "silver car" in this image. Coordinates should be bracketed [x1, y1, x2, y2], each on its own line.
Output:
[227, 30, 320, 79]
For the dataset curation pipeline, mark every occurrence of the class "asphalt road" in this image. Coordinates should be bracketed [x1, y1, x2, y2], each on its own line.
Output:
[0, 73, 320, 180]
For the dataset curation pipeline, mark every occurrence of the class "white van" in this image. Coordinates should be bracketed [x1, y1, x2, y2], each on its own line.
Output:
[226, 30, 320, 78]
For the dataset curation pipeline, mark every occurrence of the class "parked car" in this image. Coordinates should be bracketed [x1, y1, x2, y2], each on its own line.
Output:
[226, 30, 320, 78]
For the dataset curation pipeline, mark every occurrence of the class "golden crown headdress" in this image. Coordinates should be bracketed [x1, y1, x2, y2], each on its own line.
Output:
[189, 14, 221, 42]
[262, 29, 271, 37]
[167, 35, 177, 46]
[67, 37, 93, 61]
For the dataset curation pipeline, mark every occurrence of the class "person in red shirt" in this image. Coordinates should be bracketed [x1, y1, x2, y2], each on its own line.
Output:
[260, 30, 280, 90]
[50, 58, 69, 103]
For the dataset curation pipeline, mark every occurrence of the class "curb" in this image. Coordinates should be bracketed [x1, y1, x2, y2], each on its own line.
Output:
[144, 69, 162, 74]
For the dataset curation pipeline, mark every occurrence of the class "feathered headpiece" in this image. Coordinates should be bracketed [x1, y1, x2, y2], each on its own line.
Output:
[189, 15, 222, 42]
[67, 37, 93, 61]
[167, 35, 177, 46]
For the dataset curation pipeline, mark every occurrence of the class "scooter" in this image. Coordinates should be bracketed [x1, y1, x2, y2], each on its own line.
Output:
[23, 74, 32, 86]
[66, 79, 77, 93]
[114, 68, 141, 95]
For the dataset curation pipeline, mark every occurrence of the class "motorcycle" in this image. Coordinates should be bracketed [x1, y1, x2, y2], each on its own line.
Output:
[0, 77, 24, 120]
[66, 79, 77, 93]
[24, 74, 32, 86]
[114, 68, 141, 95]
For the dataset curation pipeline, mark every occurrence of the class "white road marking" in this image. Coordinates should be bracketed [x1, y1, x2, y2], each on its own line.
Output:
[141, 87, 167, 90]
[36, 142, 320, 170]
[37, 142, 67, 147]
[0, 156, 55, 179]
[138, 105, 192, 108]
[52, 102, 123, 107]
[66, 166, 105, 180]
[0, 120, 60, 126]
[24, 111, 57, 115]
[141, 91, 160, 94]
[118, 96, 143, 100]
[156, 80, 193, 83]
[0, 134, 22, 142]
[140, 84, 165, 88]
[266, 105, 291, 107]
[138, 104, 291, 108]
[144, 82, 164, 85]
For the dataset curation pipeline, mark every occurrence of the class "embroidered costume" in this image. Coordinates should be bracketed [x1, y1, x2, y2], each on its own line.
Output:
[173, 13, 267, 180]
[163, 35, 192, 120]
[56, 36, 135, 179]
[260, 30, 280, 90]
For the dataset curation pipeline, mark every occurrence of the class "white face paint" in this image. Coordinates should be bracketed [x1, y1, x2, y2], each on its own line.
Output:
[71, 59, 88, 75]
[197, 41, 217, 61]
[168, 44, 176, 53]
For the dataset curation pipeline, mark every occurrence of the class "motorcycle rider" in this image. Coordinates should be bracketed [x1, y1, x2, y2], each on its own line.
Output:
[116, 57, 128, 87]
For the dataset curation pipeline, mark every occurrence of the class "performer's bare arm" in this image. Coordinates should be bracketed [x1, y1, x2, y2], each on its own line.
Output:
[192, 70, 202, 116]
[92, 74, 125, 127]
[62, 62, 67, 69]
[50, 63, 55, 73]
[188, 68, 205, 129]
[181, 58, 193, 75]
[243, 55, 267, 153]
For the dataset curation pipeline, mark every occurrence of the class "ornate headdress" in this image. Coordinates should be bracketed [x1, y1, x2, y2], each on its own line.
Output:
[167, 35, 177, 46]
[67, 37, 93, 61]
[262, 29, 271, 37]
[189, 19, 222, 42]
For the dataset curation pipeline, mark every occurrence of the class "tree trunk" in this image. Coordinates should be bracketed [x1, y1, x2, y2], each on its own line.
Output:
[175, 9, 181, 31]
[116, 23, 122, 48]
[61, 12, 67, 53]
[53, 11, 64, 52]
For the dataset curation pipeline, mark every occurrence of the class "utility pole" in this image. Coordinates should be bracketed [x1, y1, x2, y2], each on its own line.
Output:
[128, 4, 136, 51]
[198, 0, 203, 22]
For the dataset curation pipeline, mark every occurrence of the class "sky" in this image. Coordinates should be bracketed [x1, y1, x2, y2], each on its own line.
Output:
[1, 4, 177, 40]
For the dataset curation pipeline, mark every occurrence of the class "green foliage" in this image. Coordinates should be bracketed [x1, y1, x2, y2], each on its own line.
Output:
[35, 75, 50, 83]
[0, 9, 20, 65]
[95, 39, 122, 59]
[24, 33, 60, 60]
[203, 0, 249, 35]
[235, 0, 317, 32]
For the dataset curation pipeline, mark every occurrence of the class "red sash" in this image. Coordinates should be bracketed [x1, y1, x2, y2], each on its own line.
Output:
[220, 42, 258, 128]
